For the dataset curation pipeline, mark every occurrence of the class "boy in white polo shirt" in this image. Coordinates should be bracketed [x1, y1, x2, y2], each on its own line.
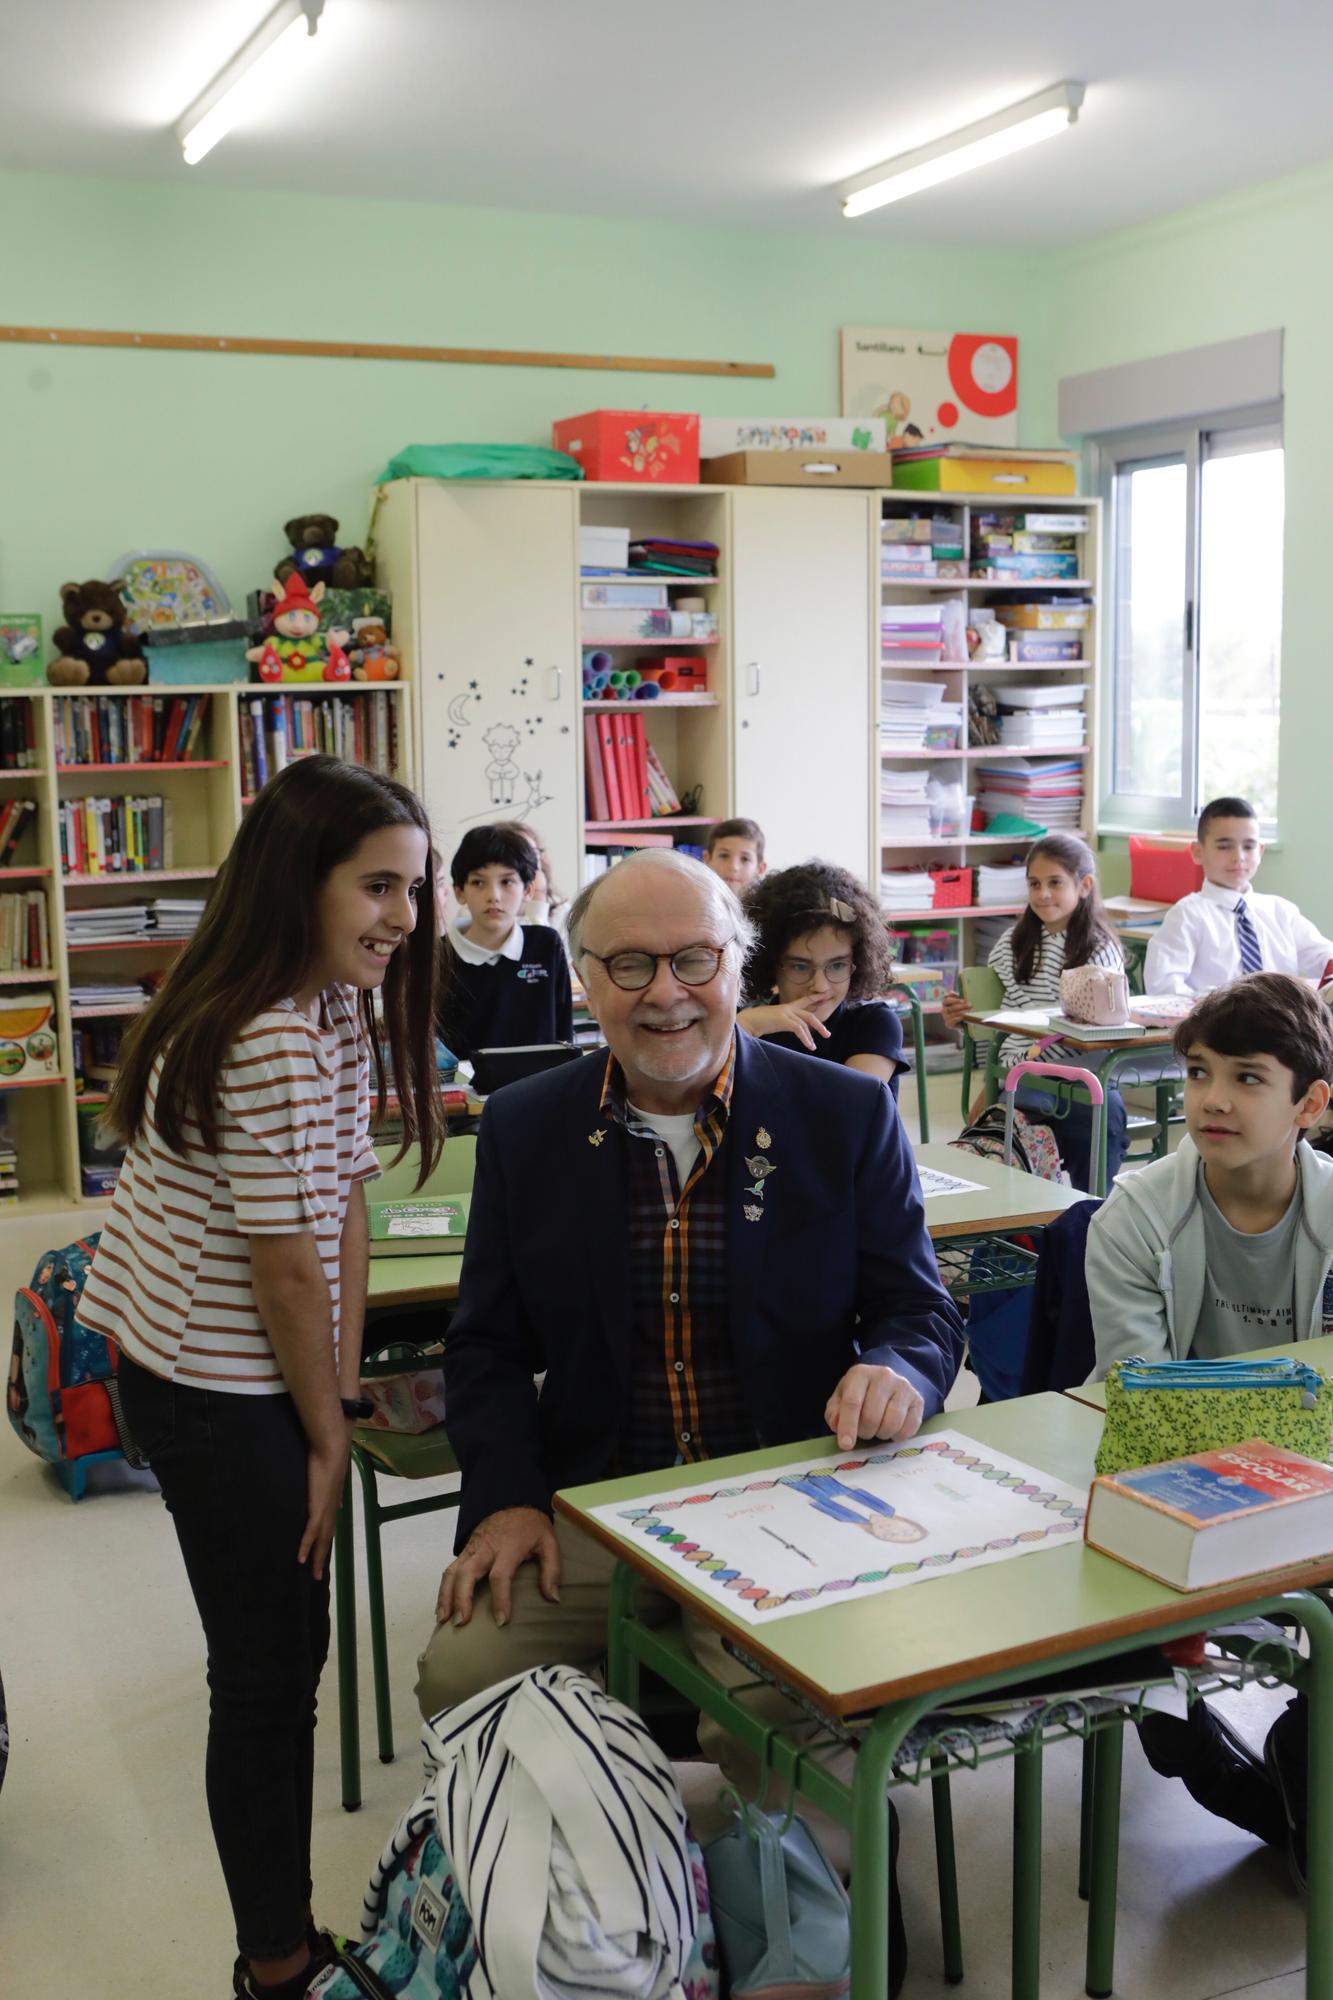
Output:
[1145, 795, 1333, 997]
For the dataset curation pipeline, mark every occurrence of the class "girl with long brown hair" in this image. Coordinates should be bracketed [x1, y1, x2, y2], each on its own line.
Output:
[80, 757, 444, 2000]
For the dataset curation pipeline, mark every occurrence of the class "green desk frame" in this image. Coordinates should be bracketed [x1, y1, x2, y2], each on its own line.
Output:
[977, 1023, 1180, 1197]
[559, 1401, 1333, 2000]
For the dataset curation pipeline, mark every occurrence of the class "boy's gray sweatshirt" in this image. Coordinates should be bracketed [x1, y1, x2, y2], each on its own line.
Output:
[1086, 1136, 1333, 1378]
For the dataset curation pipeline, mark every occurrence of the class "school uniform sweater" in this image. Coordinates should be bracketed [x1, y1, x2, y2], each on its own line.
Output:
[438, 921, 573, 1062]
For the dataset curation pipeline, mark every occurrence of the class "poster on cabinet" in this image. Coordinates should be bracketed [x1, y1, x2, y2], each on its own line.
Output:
[840, 328, 1019, 447]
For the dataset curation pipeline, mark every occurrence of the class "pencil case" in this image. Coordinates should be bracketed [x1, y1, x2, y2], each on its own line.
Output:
[1095, 1355, 1333, 1476]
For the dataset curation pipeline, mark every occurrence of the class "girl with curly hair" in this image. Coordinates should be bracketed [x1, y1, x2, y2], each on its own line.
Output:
[738, 860, 908, 1096]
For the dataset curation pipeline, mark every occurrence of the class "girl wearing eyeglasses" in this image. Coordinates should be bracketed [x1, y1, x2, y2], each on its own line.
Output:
[738, 861, 908, 1095]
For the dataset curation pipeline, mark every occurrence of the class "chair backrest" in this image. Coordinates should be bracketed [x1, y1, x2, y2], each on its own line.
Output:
[372, 1132, 478, 1202]
[1128, 836, 1202, 905]
[959, 963, 1004, 1040]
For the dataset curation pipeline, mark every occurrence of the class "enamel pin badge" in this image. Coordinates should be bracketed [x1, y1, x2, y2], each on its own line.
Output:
[742, 1147, 776, 1215]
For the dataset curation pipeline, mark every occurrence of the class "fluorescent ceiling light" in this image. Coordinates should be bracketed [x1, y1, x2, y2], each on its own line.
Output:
[176, 0, 325, 165]
[842, 82, 1085, 218]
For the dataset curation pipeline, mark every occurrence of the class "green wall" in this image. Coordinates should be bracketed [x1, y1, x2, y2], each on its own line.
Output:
[1039, 160, 1333, 919]
[0, 170, 1046, 614]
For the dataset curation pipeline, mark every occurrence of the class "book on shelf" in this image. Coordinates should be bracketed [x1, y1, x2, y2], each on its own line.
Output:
[0, 796, 37, 866]
[584, 711, 682, 823]
[59, 795, 174, 875]
[0, 703, 38, 770]
[53, 693, 212, 766]
[1086, 1440, 1333, 1591]
[0, 891, 49, 971]
[239, 692, 399, 796]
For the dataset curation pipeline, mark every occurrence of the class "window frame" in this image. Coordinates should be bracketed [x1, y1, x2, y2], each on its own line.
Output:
[1093, 401, 1283, 839]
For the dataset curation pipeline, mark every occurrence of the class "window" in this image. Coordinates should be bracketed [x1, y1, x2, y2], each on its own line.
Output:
[1100, 409, 1283, 831]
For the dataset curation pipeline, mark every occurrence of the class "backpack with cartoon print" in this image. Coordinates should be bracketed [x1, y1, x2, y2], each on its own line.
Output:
[7, 1236, 144, 1496]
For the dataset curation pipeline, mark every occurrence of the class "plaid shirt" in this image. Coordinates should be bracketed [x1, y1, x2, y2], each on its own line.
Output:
[599, 1041, 756, 1474]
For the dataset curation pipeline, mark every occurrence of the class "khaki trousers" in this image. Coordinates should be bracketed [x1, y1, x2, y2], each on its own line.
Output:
[415, 1515, 853, 1854]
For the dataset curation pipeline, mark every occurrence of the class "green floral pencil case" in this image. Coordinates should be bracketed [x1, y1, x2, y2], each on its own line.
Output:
[1095, 1356, 1333, 1476]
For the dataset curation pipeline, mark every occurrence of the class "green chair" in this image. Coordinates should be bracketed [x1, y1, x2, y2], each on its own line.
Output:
[335, 1135, 475, 1812]
[957, 964, 1004, 1119]
[886, 981, 931, 1143]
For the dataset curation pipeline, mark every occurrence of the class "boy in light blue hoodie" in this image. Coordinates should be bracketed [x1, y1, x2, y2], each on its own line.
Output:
[1088, 972, 1333, 1882]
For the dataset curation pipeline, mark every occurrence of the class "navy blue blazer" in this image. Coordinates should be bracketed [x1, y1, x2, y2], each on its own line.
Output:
[444, 1030, 964, 1548]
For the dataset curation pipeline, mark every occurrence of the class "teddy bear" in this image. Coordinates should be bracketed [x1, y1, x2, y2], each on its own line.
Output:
[48, 580, 148, 686]
[274, 514, 374, 591]
[348, 617, 401, 682]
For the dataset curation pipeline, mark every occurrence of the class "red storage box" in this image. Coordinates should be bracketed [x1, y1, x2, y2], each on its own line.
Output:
[930, 866, 974, 909]
[553, 409, 700, 484]
[1129, 836, 1202, 905]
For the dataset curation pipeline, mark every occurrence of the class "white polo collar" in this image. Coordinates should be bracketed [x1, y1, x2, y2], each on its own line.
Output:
[449, 918, 524, 967]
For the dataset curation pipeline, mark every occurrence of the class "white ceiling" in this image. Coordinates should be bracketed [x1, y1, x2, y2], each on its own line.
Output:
[4, 0, 1331, 249]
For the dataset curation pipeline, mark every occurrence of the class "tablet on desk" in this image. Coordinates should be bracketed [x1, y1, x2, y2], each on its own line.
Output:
[469, 1043, 583, 1096]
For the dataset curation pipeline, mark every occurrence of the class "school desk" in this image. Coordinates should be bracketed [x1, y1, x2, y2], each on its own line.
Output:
[914, 1140, 1088, 1241]
[1065, 1330, 1333, 1412]
[366, 1255, 461, 1308]
[960, 1007, 1181, 1195]
[556, 1394, 1333, 2000]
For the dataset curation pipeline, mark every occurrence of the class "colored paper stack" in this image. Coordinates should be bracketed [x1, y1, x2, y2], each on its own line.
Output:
[976, 756, 1084, 830]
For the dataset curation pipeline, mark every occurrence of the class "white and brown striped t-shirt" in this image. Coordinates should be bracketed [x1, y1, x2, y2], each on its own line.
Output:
[80, 987, 380, 1393]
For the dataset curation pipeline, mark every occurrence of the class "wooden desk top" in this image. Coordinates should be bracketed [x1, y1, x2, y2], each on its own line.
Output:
[958, 1007, 1178, 1051]
[557, 1393, 1333, 1717]
[367, 1255, 461, 1308]
[1066, 1331, 1333, 1412]
[914, 1141, 1088, 1239]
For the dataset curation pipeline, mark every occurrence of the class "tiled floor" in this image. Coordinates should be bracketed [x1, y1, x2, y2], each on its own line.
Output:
[3, 1072, 1305, 1998]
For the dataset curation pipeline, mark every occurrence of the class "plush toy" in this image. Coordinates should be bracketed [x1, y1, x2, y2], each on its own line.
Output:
[48, 580, 148, 687]
[274, 514, 374, 591]
[348, 617, 401, 682]
[246, 574, 351, 684]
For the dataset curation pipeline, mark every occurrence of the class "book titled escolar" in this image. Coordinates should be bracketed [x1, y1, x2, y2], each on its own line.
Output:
[1085, 1439, 1333, 1591]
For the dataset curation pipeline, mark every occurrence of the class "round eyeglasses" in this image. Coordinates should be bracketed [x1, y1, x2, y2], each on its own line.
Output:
[779, 954, 854, 987]
[581, 942, 735, 992]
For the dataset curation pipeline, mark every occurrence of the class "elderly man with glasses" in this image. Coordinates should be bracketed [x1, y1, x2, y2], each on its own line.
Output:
[417, 850, 962, 1727]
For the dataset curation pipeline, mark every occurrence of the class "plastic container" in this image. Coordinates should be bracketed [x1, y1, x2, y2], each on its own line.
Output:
[930, 866, 974, 909]
[143, 637, 249, 685]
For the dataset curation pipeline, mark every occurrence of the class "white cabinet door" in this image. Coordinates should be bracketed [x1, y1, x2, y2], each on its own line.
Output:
[731, 489, 873, 881]
[415, 484, 581, 899]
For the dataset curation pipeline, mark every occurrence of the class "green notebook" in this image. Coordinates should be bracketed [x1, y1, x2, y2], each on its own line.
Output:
[367, 1194, 470, 1257]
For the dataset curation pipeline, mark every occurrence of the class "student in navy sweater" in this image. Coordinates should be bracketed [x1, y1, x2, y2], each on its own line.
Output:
[439, 826, 573, 1062]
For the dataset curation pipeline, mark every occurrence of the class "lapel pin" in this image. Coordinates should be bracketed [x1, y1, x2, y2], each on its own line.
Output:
[756, 1127, 772, 1150]
[743, 1203, 764, 1223]
[588, 1129, 606, 1147]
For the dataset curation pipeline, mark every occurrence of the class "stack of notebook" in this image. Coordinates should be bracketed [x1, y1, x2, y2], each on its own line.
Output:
[628, 539, 718, 577]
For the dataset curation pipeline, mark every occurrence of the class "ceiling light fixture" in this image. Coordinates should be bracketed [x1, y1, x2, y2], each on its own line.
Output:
[841, 81, 1085, 218]
[176, 0, 326, 166]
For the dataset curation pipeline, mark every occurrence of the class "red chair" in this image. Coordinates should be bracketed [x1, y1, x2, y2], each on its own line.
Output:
[1128, 836, 1202, 906]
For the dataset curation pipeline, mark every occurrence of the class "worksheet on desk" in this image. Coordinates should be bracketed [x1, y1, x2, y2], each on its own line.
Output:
[589, 1430, 1087, 1624]
[916, 1165, 985, 1199]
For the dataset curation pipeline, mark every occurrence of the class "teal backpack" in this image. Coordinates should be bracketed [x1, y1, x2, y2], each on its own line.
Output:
[7, 1235, 143, 1498]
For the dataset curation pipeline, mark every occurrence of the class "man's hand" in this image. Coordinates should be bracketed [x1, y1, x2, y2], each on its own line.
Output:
[435, 1506, 560, 1629]
[824, 1364, 924, 1451]
[737, 1003, 832, 1052]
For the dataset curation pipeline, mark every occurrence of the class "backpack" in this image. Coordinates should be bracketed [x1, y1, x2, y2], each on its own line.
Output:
[950, 1102, 1066, 1184]
[308, 1817, 720, 2000]
[7, 1236, 144, 1498]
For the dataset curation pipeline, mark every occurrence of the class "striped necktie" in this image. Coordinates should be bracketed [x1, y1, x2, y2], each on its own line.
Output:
[1235, 899, 1264, 975]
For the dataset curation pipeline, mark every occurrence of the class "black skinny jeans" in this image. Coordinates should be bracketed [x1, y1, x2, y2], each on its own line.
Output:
[118, 1351, 330, 1962]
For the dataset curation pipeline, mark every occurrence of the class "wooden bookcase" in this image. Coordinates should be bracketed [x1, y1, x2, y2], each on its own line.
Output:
[0, 680, 414, 1217]
[874, 492, 1102, 1061]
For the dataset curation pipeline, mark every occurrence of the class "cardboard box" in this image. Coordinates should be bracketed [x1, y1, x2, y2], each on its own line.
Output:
[699, 416, 886, 458]
[892, 454, 1078, 496]
[553, 410, 700, 484]
[994, 602, 1092, 631]
[0, 990, 58, 1080]
[701, 450, 897, 488]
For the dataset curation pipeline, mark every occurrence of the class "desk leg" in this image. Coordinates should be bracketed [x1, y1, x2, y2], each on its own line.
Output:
[1084, 1722, 1123, 1998]
[1012, 1731, 1043, 2000]
[607, 1560, 642, 1713]
[1301, 1592, 1333, 1997]
[334, 1468, 361, 1812]
[851, 1708, 903, 2000]
[931, 1753, 965, 1984]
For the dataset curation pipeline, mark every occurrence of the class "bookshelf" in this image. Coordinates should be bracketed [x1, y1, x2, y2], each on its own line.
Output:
[0, 680, 414, 1217]
[874, 492, 1101, 1068]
